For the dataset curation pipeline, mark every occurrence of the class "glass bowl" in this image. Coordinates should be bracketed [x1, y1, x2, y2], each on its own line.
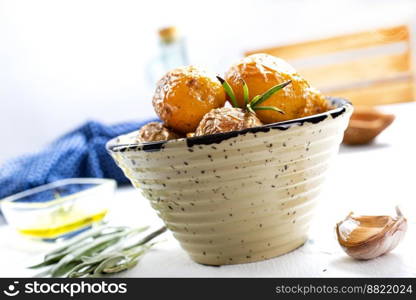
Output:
[0, 178, 116, 241]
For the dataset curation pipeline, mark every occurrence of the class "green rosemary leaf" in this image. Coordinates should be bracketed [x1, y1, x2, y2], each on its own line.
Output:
[246, 103, 255, 114]
[251, 80, 292, 107]
[31, 235, 112, 269]
[122, 226, 167, 251]
[216, 76, 238, 108]
[52, 261, 79, 278]
[30, 225, 167, 278]
[68, 261, 96, 275]
[242, 79, 249, 105]
[68, 263, 98, 278]
[42, 227, 104, 260]
[44, 225, 129, 260]
[50, 233, 127, 277]
[126, 242, 157, 260]
[103, 258, 138, 274]
[249, 95, 261, 106]
[28, 260, 58, 269]
[252, 106, 285, 114]
[93, 255, 127, 276]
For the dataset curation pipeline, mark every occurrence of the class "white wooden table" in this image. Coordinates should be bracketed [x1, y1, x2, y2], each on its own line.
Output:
[0, 103, 415, 277]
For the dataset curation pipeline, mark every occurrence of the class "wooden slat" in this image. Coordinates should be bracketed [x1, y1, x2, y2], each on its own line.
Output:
[328, 79, 415, 106]
[298, 52, 411, 89]
[246, 25, 409, 60]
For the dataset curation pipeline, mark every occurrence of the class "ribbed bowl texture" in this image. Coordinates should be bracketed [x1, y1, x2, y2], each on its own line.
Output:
[107, 98, 353, 265]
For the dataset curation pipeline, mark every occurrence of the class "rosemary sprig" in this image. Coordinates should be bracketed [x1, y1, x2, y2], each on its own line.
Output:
[29, 225, 167, 278]
[29, 225, 131, 269]
[242, 79, 249, 105]
[249, 80, 291, 107]
[251, 106, 285, 113]
[217, 76, 291, 115]
[216, 76, 238, 108]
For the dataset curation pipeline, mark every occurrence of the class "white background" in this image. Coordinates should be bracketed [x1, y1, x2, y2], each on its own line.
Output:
[0, 1, 416, 277]
[1, 0, 415, 162]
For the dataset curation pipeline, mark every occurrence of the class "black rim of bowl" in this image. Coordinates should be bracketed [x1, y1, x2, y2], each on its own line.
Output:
[107, 97, 352, 153]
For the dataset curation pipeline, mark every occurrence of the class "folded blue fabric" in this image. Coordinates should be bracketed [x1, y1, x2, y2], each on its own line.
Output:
[0, 120, 155, 200]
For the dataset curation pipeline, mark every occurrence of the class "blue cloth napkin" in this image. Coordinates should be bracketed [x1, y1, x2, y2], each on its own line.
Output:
[0, 120, 154, 200]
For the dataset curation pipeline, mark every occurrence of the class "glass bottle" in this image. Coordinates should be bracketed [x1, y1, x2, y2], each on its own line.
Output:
[146, 26, 189, 87]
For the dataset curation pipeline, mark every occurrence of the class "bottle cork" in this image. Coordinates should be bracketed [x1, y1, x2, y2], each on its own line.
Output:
[158, 26, 178, 44]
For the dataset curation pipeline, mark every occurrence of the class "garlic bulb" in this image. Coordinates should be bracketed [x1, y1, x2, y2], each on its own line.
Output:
[335, 207, 407, 260]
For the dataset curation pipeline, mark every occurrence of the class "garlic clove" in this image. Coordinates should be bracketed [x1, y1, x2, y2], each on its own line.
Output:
[335, 207, 407, 260]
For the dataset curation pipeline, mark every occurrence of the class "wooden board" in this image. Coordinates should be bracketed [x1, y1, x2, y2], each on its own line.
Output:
[246, 25, 409, 60]
[298, 52, 411, 89]
[245, 25, 415, 105]
[327, 78, 415, 106]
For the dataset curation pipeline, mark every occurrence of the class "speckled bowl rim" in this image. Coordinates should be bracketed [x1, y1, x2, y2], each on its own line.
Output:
[107, 97, 352, 153]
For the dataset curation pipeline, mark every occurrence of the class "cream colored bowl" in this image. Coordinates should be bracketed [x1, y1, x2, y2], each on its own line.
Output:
[107, 98, 353, 265]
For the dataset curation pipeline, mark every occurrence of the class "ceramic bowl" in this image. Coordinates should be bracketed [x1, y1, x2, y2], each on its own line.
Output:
[107, 97, 353, 265]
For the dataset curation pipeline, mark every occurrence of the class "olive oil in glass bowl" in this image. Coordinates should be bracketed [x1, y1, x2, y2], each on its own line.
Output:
[0, 178, 116, 241]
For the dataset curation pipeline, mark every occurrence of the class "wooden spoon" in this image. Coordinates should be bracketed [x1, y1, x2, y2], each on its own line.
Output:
[343, 107, 395, 145]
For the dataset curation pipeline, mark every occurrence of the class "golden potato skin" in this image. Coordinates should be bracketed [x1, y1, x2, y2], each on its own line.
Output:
[137, 122, 182, 143]
[302, 87, 332, 117]
[153, 66, 226, 133]
[195, 107, 263, 136]
[225, 54, 310, 123]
